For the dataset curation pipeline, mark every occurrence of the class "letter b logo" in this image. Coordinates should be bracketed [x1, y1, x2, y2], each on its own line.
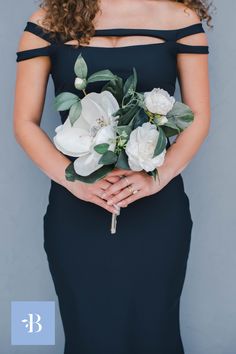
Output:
[11, 301, 55, 345]
[21, 313, 43, 333]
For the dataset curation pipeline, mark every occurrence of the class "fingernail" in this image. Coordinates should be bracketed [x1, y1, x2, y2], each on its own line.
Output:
[107, 200, 113, 205]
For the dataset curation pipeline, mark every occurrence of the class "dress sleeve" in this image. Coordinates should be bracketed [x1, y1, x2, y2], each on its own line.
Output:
[16, 21, 57, 62]
[175, 23, 209, 54]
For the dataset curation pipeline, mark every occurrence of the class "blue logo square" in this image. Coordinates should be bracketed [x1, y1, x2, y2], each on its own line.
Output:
[11, 301, 55, 345]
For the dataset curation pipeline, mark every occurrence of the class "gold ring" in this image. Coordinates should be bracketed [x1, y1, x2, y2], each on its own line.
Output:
[127, 185, 134, 194]
[127, 184, 138, 195]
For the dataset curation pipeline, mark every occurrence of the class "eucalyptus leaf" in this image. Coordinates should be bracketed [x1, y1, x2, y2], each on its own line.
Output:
[162, 126, 179, 138]
[98, 150, 118, 165]
[87, 70, 116, 83]
[54, 92, 79, 111]
[94, 143, 109, 154]
[74, 54, 88, 79]
[115, 150, 130, 170]
[116, 125, 132, 138]
[152, 127, 167, 157]
[69, 100, 82, 126]
[163, 120, 179, 130]
[132, 108, 149, 129]
[167, 102, 194, 131]
[118, 103, 140, 126]
[123, 67, 137, 96]
[147, 168, 157, 182]
[101, 76, 124, 106]
[65, 162, 114, 183]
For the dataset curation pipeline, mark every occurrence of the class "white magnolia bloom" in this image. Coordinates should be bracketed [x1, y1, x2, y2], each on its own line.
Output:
[125, 122, 166, 172]
[144, 88, 175, 115]
[53, 90, 119, 176]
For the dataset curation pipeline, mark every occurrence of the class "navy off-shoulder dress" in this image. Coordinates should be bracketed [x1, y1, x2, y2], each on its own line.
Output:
[16, 20, 209, 354]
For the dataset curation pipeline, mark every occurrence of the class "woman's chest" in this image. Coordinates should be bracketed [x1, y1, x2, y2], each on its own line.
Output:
[50, 43, 178, 96]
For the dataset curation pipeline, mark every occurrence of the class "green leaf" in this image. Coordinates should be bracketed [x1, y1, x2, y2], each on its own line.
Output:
[162, 125, 179, 138]
[74, 54, 88, 79]
[65, 162, 114, 184]
[87, 70, 116, 83]
[167, 102, 194, 131]
[160, 120, 180, 137]
[123, 67, 138, 96]
[131, 108, 149, 129]
[163, 121, 179, 130]
[54, 92, 79, 111]
[115, 125, 132, 137]
[69, 100, 82, 125]
[94, 143, 109, 154]
[101, 76, 124, 106]
[117, 103, 140, 126]
[115, 150, 130, 169]
[152, 127, 167, 157]
[147, 168, 157, 182]
[98, 150, 118, 165]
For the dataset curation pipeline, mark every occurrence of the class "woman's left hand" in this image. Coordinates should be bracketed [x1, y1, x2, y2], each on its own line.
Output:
[101, 167, 173, 208]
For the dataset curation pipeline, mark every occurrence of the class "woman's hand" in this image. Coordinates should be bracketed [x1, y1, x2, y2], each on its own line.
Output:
[64, 175, 121, 214]
[101, 166, 174, 208]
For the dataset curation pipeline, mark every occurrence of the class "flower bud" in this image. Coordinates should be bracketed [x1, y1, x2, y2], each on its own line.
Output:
[74, 77, 87, 90]
[154, 115, 168, 126]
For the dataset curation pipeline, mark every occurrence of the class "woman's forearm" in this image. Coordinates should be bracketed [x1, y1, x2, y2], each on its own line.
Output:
[157, 113, 210, 184]
[14, 120, 72, 188]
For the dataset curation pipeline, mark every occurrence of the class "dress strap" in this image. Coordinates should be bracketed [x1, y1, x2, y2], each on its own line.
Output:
[175, 23, 205, 40]
[16, 46, 52, 62]
[23, 21, 57, 43]
[16, 21, 58, 62]
[175, 23, 209, 54]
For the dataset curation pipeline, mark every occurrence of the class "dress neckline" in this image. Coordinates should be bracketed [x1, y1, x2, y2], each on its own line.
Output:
[27, 21, 203, 35]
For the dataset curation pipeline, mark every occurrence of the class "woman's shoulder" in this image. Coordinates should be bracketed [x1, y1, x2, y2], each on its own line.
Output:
[154, 1, 202, 29]
[28, 7, 49, 27]
[17, 7, 51, 53]
[156, 1, 208, 46]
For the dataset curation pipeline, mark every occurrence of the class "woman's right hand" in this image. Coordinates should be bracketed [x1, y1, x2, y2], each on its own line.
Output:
[64, 176, 121, 214]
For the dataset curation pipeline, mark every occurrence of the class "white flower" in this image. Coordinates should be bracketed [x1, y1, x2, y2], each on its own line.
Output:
[144, 88, 175, 115]
[125, 122, 166, 172]
[53, 90, 119, 176]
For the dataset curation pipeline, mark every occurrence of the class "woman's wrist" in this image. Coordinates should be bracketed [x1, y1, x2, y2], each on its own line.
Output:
[156, 163, 175, 189]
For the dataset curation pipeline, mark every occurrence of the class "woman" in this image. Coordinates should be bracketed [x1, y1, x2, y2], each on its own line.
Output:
[14, 0, 211, 353]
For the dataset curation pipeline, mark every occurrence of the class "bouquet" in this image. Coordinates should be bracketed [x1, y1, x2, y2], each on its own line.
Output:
[53, 54, 194, 234]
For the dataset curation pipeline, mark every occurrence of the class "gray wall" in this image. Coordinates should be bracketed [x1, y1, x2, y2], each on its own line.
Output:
[0, 1, 235, 353]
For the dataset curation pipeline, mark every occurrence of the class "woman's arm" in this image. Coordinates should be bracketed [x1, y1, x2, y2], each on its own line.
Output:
[13, 14, 72, 187]
[103, 7, 211, 207]
[13, 11, 119, 215]
[158, 17, 210, 180]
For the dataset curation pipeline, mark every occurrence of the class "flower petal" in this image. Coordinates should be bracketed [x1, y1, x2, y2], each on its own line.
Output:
[73, 152, 101, 176]
[53, 125, 92, 157]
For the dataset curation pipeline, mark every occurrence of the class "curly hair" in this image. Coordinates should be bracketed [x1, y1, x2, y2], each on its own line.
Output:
[38, 0, 213, 46]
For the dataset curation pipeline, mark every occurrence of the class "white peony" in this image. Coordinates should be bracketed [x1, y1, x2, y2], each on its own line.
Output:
[125, 122, 166, 172]
[53, 90, 119, 176]
[144, 88, 175, 115]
